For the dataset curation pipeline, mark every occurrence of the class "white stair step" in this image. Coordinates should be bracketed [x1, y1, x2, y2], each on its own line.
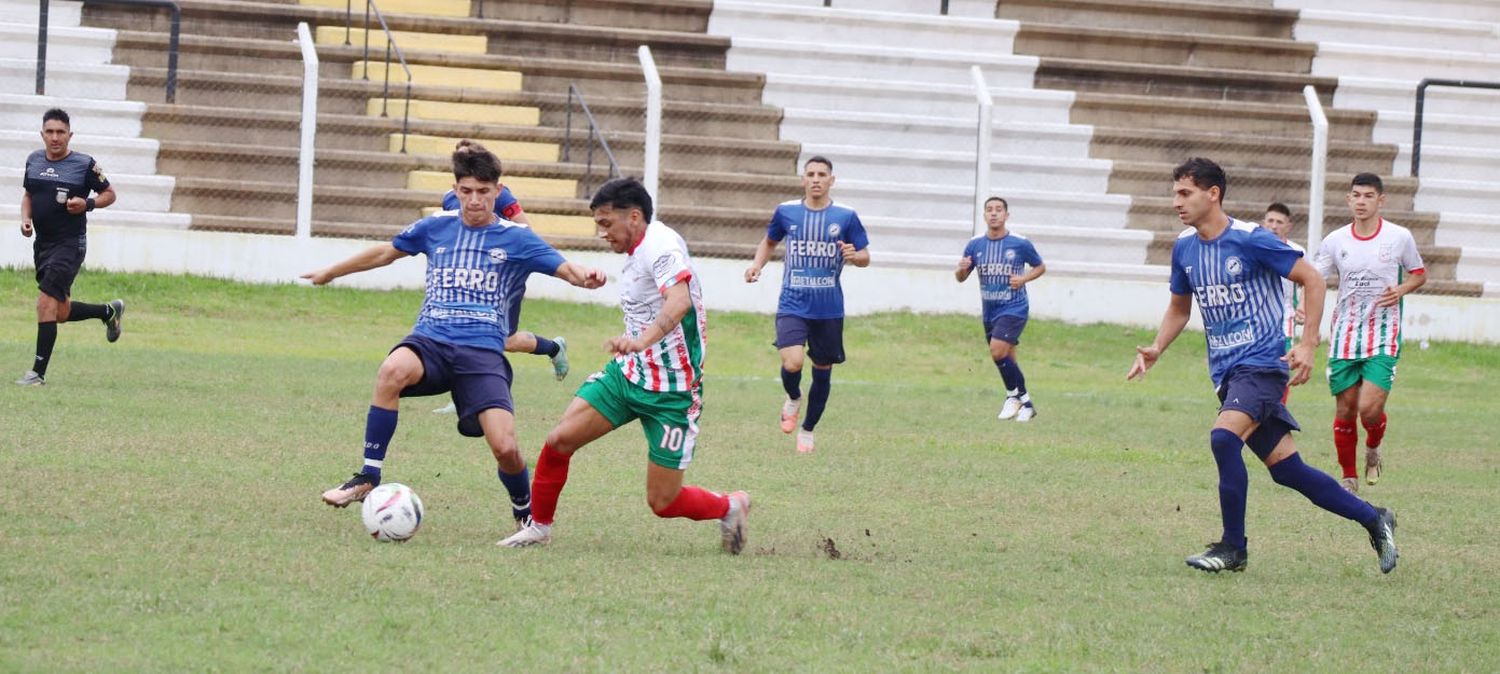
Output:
[0, 201, 190, 230]
[1332, 75, 1500, 117]
[1373, 109, 1500, 153]
[725, 37, 1037, 88]
[835, 178, 1129, 228]
[1455, 246, 1500, 285]
[0, 56, 128, 101]
[1293, 9, 1500, 53]
[1, 168, 176, 212]
[0, 0, 81, 27]
[0, 130, 158, 174]
[866, 217, 1150, 263]
[811, 142, 1112, 192]
[1274, 0, 1500, 22]
[0, 93, 146, 136]
[1413, 177, 1500, 215]
[782, 108, 1095, 157]
[709, 1, 1017, 53]
[761, 72, 1074, 123]
[734, 0, 996, 17]
[0, 22, 116, 65]
[1436, 212, 1500, 250]
[1313, 43, 1500, 83]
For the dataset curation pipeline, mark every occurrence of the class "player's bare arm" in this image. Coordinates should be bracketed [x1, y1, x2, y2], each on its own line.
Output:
[840, 242, 870, 268]
[1010, 262, 1047, 290]
[1283, 258, 1326, 386]
[954, 255, 974, 282]
[1128, 292, 1192, 380]
[1376, 270, 1426, 308]
[301, 243, 407, 285]
[608, 282, 690, 356]
[553, 261, 607, 289]
[744, 237, 778, 283]
[20, 191, 31, 237]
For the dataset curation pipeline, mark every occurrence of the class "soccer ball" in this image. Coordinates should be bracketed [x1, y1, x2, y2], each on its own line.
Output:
[360, 483, 424, 542]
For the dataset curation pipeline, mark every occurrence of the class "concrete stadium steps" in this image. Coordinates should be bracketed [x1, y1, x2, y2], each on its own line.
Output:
[471, 0, 716, 33]
[758, 73, 1075, 123]
[406, 171, 575, 199]
[836, 179, 1130, 229]
[0, 56, 129, 101]
[997, 0, 1298, 39]
[1311, 43, 1500, 83]
[1273, 0, 1500, 23]
[1015, 22, 1315, 74]
[1033, 56, 1337, 106]
[779, 109, 1092, 158]
[0, 94, 147, 138]
[1110, 161, 1423, 216]
[0, 202, 191, 230]
[816, 143, 1113, 194]
[313, 26, 489, 54]
[371, 99, 540, 126]
[1086, 125, 1395, 175]
[349, 62, 524, 91]
[1, 0, 80, 24]
[724, 38, 1038, 90]
[1068, 92, 1379, 144]
[1289, 9, 1500, 53]
[0, 167, 175, 213]
[1437, 213, 1500, 251]
[711, 1, 1019, 53]
[0, 20, 117, 65]
[867, 218, 1153, 265]
[0, 130, 160, 175]
[297, 0, 470, 17]
[739, 0, 996, 17]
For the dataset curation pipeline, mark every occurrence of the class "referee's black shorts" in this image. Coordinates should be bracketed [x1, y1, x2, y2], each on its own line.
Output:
[34, 235, 87, 301]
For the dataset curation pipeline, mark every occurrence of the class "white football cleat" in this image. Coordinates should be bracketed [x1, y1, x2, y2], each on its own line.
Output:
[997, 396, 1022, 420]
[796, 429, 815, 454]
[497, 521, 552, 548]
[1015, 404, 1037, 422]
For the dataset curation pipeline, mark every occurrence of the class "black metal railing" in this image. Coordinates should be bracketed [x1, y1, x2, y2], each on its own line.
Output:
[35, 0, 180, 103]
[1411, 78, 1500, 178]
[822, 0, 950, 13]
[343, 0, 413, 153]
[562, 83, 622, 197]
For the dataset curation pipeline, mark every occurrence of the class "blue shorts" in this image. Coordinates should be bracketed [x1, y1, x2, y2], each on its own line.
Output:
[774, 315, 845, 365]
[986, 314, 1027, 345]
[1215, 366, 1300, 460]
[393, 333, 513, 437]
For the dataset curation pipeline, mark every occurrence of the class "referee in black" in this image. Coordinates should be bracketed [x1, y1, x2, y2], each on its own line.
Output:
[17, 108, 124, 386]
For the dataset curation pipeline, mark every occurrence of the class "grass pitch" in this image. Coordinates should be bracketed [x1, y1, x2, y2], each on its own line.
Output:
[1, 269, 1496, 672]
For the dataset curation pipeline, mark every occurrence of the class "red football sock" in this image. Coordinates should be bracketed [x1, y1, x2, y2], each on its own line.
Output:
[1363, 413, 1388, 449]
[652, 485, 730, 521]
[1333, 418, 1359, 479]
[530, 444, 571, 526]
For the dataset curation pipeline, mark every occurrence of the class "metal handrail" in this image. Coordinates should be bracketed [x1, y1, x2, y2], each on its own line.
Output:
[822, 0, 950, 13]
[1411, 78, 1500, 178]
[562, 83, 622, 197]
[344, 0, 413, 153]
[36, 0, 181, 103]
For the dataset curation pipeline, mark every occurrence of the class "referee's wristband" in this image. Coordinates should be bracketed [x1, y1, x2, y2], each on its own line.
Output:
[85, 198, 96, 212]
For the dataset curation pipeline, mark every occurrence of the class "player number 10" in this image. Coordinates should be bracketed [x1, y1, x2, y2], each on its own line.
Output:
[659, 424, 685, 452]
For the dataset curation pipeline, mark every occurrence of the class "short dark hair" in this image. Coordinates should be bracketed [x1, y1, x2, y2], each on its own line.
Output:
[42, 108, 70, 128]
[453, 138, 488, 154]
[589, 176, 654, 223]
[804, 155, 833, 172]
[1172, 157, 1227, 203]
[1351, 172, 1384, 194]
[1266, 202, 1292, 219]
[984, 196, 1009, 210]
[452, 146, 502, 184]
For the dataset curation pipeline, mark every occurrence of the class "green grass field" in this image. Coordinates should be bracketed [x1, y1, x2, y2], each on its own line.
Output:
[1, 268, 1496, 672]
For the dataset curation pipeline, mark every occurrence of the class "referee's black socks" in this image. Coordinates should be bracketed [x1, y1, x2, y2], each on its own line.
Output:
[33, 321, 57, 377]
[66, 301, 111, 322]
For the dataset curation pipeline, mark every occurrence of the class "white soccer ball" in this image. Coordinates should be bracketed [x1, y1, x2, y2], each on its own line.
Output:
[361, 483, 424, 542]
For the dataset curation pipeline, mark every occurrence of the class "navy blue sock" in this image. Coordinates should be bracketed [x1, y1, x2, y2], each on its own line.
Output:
[498, 466, 531, 521]
[780, 367, 802, 401]
[803, 367, 831, 432]
[530, 334, 559, 358]
[362, 405, 398, 479]
[1268, 453, 1379, 527]
[1210, 428, 1249, 550]
[33, 321, 57, 377]
[999, 357, 1028, 397]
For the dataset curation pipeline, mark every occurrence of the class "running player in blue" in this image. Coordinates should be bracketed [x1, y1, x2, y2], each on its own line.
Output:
[744, 156, 870, 453]
[956, 196, 1046, 422]
[304, 147, 606, 536]
[1127, 157, 1398, 574]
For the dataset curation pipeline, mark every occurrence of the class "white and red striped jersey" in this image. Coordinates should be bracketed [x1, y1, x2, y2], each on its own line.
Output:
[1313, 219, 1425, 359]
[615, 221, 706, 392]
[1282, 238, 1305, 341]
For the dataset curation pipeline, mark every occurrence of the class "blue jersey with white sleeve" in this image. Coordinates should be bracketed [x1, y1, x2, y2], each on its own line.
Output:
[963, 233, 1043, 325]
[1169, 219, 1302, 386]
[392, 213, 565, 353]
[767, 200, 869, 319]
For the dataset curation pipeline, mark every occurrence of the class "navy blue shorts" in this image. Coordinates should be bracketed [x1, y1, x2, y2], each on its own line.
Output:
[986, 314, 1028, 345]
[1216, 366, 1300, 460]
[34, 235, 86, 301]
[774, 315, 845, 365]
[393, 333, 513, 435]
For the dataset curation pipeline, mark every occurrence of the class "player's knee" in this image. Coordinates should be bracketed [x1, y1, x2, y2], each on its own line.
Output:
[1358, 403, 1384, 424]
[989, 343, 1011, 360]
[490, 441, 523, 469]
[375, 362, 415, 393]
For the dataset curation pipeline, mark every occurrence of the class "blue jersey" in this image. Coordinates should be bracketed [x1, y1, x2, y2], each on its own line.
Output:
[767, 200, 869, 319]
[962, 233, 1043, 325]
[392, 213, 565, 353]
[1169, 219, 1303, 386]
[441, 187, 522, 221]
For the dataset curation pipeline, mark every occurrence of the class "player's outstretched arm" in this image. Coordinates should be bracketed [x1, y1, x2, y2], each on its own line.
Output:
[554, 261, 607, 289]
[1128, 292, 1191, 381]
[1283, 259, 1326, 385]
[744, 237, 777, 283]
[301, 243, 407, 286]
[607, 282, 691, 356]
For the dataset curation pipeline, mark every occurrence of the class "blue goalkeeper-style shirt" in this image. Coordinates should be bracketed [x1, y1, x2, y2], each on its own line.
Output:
[392, 213, 564, 353]
[767, 199, 869, 319]
[963, 232, 1043, 325]
[1169, 218, 1303, 386]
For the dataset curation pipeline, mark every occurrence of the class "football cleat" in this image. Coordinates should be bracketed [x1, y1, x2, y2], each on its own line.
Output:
[1185, 541, 1247, 573]
[105, 299, 125, 343]
[1340, 476, 1359, 494]
[796, 429, 815, 454]
[1365, 445, 1383, 486]
[997, 397, 1022, 420]
[780, 397, 801, 434]
[1367, 506, 1398, 574]
[14, 370, 44, 386]
[719, 491, 751, 555]
[498, 521, 552, 548]
[550, 336, 570, 381]
[432, 401, 457, 414]
[1015, 404, 1037, 423]
[322, 472, 378, 507]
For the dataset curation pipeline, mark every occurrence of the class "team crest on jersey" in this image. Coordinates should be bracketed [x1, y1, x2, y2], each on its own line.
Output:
[1225, 256, 1243, 276]
[1004, 249, 1016, 260]
[828, 224, 841, 237]
[40, 167, 58, 178]
[488, 248, 507, 263]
